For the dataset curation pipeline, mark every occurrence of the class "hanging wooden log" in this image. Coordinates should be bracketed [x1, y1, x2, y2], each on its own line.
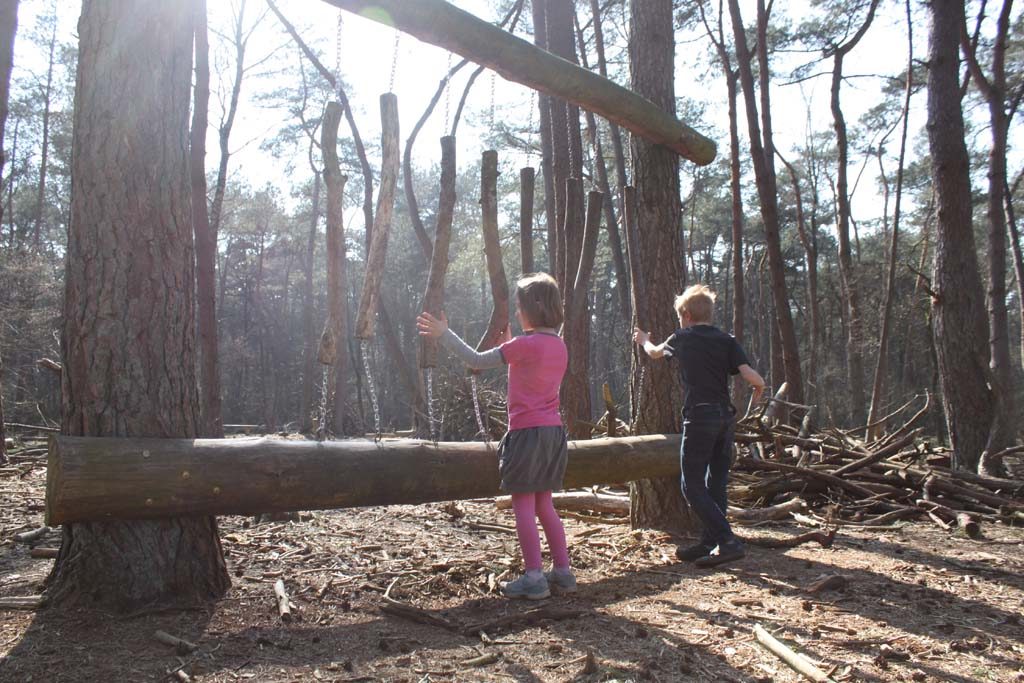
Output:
[46, 434, 684, 524]
[355, 93, 400, 339]
[520, 167, 535, 273]
[320, 0, 716, 165]
[419, 136, 457, 368]
[477, 150, 510, 352]
[317, 102, 348, 366]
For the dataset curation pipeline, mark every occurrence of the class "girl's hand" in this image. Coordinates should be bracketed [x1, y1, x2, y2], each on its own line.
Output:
[416, 311, 449, 339]
[632, 327, 650, 347]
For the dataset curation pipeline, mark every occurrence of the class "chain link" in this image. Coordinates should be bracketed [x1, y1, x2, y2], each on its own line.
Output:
[425, 368, 438, 443]
[361, 339, 382, 440]
[631, 359, 647, 431]
[489, 71, 496, 132]
[334, 11, 343, 98]
[389, 30, 401, 93]
[316, 365, 331, 441]
[526, 90, 536, 167]
[470, 374, 488, 442]
[443, 52, 453, 134]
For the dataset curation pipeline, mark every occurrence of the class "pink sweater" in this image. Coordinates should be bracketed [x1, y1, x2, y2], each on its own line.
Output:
[499, 332, 568, 430]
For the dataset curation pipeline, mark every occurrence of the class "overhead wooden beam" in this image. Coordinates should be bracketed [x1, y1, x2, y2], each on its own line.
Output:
[46, 434, 682, 525]
[320, 0, 717, 165]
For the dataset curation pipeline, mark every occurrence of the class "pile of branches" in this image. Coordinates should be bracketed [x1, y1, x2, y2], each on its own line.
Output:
[728, 392, 1024, 537]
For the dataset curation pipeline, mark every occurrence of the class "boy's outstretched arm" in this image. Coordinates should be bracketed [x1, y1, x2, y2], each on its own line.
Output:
[416, 312, 505, 370]
[738, 364, 765, 404]
[633, 327, 669, 359]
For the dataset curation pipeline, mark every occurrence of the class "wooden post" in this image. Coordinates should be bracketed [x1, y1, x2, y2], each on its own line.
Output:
[320, 0, 716, 165]
[46, 434, 685, 524]
[317, 102, 350, 434]
[355, 93, 400, 339]
[419, 136, 457, 368]
[477, 150, 509, 352]
[520, 167, 535, 273]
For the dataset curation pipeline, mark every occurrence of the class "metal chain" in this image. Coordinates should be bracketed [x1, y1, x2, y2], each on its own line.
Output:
[425, 368, 438, 443]
[489, 71, 496, 132]
[470, 374, 488, 442]
[389, 30, 401, 93]
[526, 90, 536, 167]
[361, 339, 382, 440]
[443, 52, 453, 134]
[316, 366, 331, 441]
[334, 11, 343, 98]
[631, 359, 647, 431]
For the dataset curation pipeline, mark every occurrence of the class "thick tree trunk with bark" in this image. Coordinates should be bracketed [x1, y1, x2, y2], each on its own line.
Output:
[191, 0, 223, 438]
[322, 0, 715, 164]
[47, 0, 229, 610]
[627, 0, 692, 533]
[927, 0, 994, 473]
[47, 434, 686, 524]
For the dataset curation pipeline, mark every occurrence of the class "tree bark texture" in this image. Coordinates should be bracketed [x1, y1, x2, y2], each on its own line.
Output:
[50, 0, 229, 610]
[318, 102, 350, 434]
[190, 0, 223, 438]
[355, 93, 400, 339]
[927, 0, 994, 473]
[419, 136, 456, 368]
[47, 434, 686, 524]
[477, 150, 510, 352]
[627, 0, 691, 532]
[321, 0, 715, 165]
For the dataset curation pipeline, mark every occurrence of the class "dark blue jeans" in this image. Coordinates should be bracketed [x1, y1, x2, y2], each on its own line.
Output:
[680, 404, 736, 546]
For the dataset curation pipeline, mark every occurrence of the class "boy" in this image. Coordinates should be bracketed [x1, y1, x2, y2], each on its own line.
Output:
[633, 284, 765, 568]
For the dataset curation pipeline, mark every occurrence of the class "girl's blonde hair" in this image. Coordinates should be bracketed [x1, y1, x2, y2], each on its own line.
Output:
[674, 284, 716, 323]
[516, 272, 563, 329]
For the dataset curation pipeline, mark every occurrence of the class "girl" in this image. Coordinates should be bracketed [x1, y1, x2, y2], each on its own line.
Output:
[416, 272, 575, 600]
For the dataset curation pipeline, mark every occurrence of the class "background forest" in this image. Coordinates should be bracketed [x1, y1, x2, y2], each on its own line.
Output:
[1, 0, 1022, 467]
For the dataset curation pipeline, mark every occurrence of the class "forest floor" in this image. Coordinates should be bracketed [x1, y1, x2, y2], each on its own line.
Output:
[1, 436, 1023, 683]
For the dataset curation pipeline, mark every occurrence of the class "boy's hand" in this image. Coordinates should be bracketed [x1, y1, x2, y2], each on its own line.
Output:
[751, 384, 764, 405]
[416, 311, 448, 339]
[632, 327, 650, 347]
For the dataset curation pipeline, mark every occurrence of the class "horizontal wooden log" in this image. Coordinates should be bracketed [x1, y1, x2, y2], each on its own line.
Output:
[47, 434, 683, 525]
[321, 0, 716, 165]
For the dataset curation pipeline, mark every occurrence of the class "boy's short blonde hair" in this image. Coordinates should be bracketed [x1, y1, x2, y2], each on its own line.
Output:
[516, 272, 563, 329]
[675, 284, 716, 323]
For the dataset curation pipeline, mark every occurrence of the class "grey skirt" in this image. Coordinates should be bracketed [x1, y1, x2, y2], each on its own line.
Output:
[497, 425, 568, 493]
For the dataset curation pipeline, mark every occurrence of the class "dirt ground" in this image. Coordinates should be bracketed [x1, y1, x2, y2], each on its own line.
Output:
[1, 440, 1023, 683]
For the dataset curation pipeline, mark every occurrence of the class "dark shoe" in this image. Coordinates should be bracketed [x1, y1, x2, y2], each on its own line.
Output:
[694, 541, 746, 568]
[675, 542, 714, 562]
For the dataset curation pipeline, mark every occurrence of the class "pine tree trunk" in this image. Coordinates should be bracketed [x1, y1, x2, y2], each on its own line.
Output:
[926, 0, 994, 473]
[47, 0, 229, 610]
[627, 0, 692, 533]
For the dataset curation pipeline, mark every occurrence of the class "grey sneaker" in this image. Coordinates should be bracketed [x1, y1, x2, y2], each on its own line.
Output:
[545, 569, 578, 594]
[501, 573, 550, 600]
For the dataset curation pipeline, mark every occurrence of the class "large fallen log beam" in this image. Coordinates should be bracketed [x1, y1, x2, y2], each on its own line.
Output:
[320, 0, 716, 165]
[46, 434, 683, 525]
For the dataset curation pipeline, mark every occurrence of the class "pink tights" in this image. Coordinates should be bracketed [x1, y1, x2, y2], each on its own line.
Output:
[510, 491, 570, 572]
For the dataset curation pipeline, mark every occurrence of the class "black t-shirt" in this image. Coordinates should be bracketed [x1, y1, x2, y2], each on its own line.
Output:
[664, 324, 749, 409]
